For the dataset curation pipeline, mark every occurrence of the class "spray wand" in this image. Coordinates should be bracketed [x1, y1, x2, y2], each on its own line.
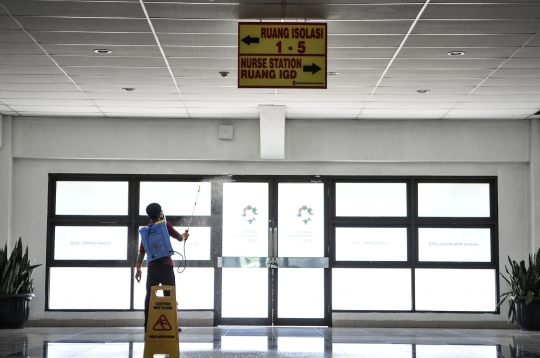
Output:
[177, 185, 200, 273]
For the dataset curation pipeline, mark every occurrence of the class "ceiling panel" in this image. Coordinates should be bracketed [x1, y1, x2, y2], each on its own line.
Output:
[0, 65, 64, 75]
[328, 47, 396, 58]
[391, 58, 506, 69]
[328, 59, 391, 68]
[15, 17, 151, 32]
[0, 83, 80, 92]
[379, 78, 483, 87]
[163, 46, 236, 58]
[501, 58, 540, 68]
[462, 95, 540, 102]
[152, 19, 237, 34]
[329, 35, 404, 47]
[168, 57, 236, 69]
[78, 85, 177, 93]
[0, 15, 19, 30]
[514, 47, 540, 57]
[41, 44, 162, 57]
[285, 4, 424, 20]
[157, 33, 236, 47]
[362, 108, 449, 115]
[62, 67, 170, 77]
[492, 69, 540, 77]
[422, 4, 540, 19]
[413, 20, 540, 35]
[70, 76, 174, 86]
[0, 30, 34, 43]
[9, 105, 101, 113]
[384, 68, 494, 78]
[397, 47, 519, 59]
[472, 87, 540, 95]
[29, 32, 157, 45]
[0, 0, 145, 17]
[1, 98, 96, 106]
[326, 20, 414, 34]
[404, 35, 532, 47]
[0, 74, 72, 84]
[92, 100, 185, 108]
[374, 86, 474, 95]
[364, 102, 456, 109]
[0, 55, 56, 66]
[183, 94, 275, 101]
[482, 78, 540, 86]
[0, 43, 44, 55]
[51, 56, 166, 67]
[369, 94, 465, 102]
[145, 3, 281, 19]
[455, 102, 540, 109]
[99, 107, 188, 114]
[277, 101, 364, 109]
[0, 91, 89, 99]
[85, 92, 181, 101]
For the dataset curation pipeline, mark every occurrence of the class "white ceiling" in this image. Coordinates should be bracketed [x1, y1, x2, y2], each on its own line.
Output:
[0, 0, 539, 120]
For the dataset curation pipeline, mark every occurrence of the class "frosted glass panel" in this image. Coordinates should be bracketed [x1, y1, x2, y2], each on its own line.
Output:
[418, 183, 490, 217]
[418, 228, 491, 262]
[222, 268, 268, 318]
[415, 269, 496, 311]
[278, 268, 324, 318]
[222, 182, 269, 257]
[54, 226, 127, 260]
[134, 267, 214, 310]
[49, 267, 130, 309]
[278, 183, 324, 257]
[56, 181, 128, 215]
[333, 268, 412, 310]
[336, 183, 406, 217]
[335, 227, 407, 261]
[139, 182, 211, 216]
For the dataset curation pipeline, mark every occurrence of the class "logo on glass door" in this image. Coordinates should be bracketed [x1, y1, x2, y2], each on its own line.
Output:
[297, 205, 314, 224]
[242, 205, 258, 224]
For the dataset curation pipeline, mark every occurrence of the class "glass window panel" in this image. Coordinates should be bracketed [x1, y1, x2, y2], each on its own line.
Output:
[133, 267, 214, 310]
[54, 226, 127, 260]
[418, 183, 490, 217]
[139, 182, 211, 216]
[416, 345, 497, 358]
[221, 268, 268, 318]
[336, 183, 407, 217]
[278, 183, 324, 258]
[49, 267, 130, 309]
[222, 183, 269, 257]
[56, 181, 128, 215]
[415, 269, 496, 311]
[278, 268, 324, 319]
[418, 228, 491, 262]
[335, 227, 407, 261]
[332, 268, 412, 311]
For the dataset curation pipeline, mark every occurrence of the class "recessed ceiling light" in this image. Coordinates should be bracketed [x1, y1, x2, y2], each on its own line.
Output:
[122, 88, 135, 92]
[94, 49, 112, 54]
[219, 71, 229, 77]
[448, 51, 465, 56]
[416, 89, 430, 94]
[327, 72, 339, 76]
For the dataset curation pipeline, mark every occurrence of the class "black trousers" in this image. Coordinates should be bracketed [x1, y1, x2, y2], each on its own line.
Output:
[144, 260, 176, 331]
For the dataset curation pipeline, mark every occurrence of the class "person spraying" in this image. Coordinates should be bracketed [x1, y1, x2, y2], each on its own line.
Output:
[135, 203, 189, 332]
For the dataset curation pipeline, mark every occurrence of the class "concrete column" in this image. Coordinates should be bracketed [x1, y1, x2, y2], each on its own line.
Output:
[0, 115, 13, 250]
[530, 119, 540, 252]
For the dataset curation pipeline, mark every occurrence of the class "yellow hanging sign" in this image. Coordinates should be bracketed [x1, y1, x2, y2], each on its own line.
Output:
[238, 22, 327, 89]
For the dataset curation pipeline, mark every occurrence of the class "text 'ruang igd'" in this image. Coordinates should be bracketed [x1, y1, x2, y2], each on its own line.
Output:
[238, 22, 327, 89]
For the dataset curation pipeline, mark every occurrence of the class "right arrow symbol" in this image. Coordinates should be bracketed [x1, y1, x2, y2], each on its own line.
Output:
[303, 63, 321, 74]
[241, 35, 260, 45]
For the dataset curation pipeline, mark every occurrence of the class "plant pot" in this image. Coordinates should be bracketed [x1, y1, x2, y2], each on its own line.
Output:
[514, 296, 540, 331]
[0, 293, 35, 329]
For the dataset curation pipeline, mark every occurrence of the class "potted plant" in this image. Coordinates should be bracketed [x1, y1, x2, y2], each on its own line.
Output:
[497, 248, 540, 331]
[0, 237, 41, 329]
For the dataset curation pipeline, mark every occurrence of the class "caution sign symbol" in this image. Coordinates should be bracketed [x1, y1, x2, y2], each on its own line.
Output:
[152, 314, 172, 331]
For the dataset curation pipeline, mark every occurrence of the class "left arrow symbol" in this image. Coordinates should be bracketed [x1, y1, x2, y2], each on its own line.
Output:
[241, 35, 260, 45]
[303, 63, 322, 74]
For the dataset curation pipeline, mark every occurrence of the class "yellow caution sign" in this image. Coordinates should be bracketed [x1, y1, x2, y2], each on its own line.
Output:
[144, 285, 179, 358]
[238, 22, 327, 89]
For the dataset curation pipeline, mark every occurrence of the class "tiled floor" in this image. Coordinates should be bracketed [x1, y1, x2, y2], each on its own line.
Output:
[1, 326, 540, 357]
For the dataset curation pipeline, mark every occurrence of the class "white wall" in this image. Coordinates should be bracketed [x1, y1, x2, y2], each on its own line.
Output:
[2, 115, 537, 328]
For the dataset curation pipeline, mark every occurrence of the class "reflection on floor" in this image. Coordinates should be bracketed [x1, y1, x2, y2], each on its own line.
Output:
[1, 326, 540, 357]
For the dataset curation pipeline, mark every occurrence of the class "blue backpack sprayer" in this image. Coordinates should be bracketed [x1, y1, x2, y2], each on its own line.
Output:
[139, 186, 200, 273]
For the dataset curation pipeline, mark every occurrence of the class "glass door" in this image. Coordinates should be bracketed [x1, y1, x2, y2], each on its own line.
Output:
[217, 178, 329, 326]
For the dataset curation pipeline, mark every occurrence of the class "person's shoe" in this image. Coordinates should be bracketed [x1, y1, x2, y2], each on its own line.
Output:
[178, 327, 182, 332]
